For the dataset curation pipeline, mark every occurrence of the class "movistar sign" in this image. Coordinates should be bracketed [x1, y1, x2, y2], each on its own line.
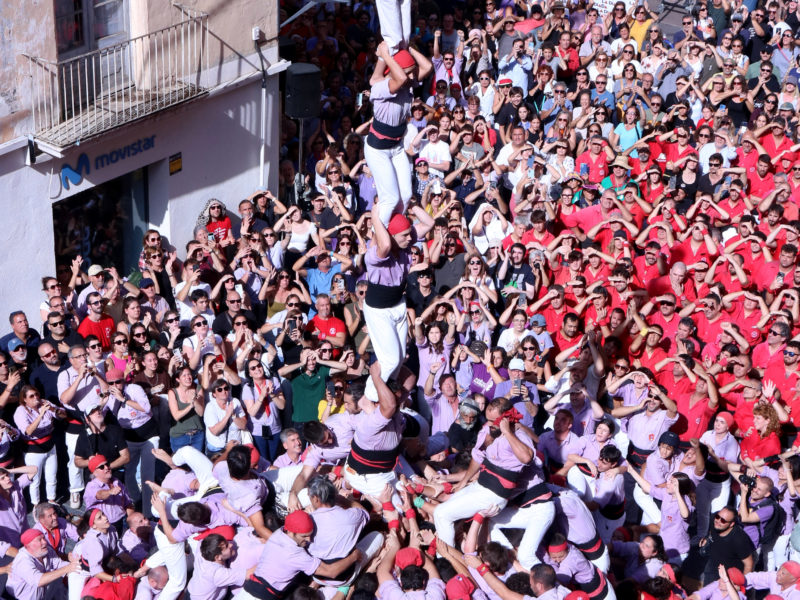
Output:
[60, 135, 157, 190]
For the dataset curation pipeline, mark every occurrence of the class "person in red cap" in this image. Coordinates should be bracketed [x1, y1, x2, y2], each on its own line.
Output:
[83, 454, 134, 534]
[377, 533, 445, 600]
[744, 560, 800, 598]
[365, 42, 432, 228]
[240, 510, 362, 600]
[360, 201, 433, 407]
[8, 528, 79, 600]
[445, 574, 479, 600]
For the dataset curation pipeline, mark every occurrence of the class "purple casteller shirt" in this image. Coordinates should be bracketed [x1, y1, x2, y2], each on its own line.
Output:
[8, 546, 69, 600]
[553, 489, 600, 547]
[651, 486, 693, 556]
[171, 495, 246, 543]
[746, 570, 800, 599]
[161, 468, 197, 500]
[84, 478, 132, 525]
[252, 528, 321, 591]
[643, 451, 683, 487]
[33, 517, 79, 556]
[592, 472, 625, 511]
[364, 231, 416, 291]
[14, 405, 56, 441]
[121, 528, 155, 563]
[0, 475, 30, 556]
[213, 461, 268, 517]
[377, 577, 446, 600]
[75, 527, 121, 576]
[467, 558, 517, 600]
[693, 580, 746, 600]
[473, 426, 536, 473]
[353, 405, 405, 452]
[613, 540, 664, 583]
[543, 545, 597, 588]
[627, 410, 679, 451]
[187, 552, 246, 600]
[106, 384, 153, 430]
[304, 412, 356, 469]
[538, 431, 584, 468]
[308, 505, 368, 560]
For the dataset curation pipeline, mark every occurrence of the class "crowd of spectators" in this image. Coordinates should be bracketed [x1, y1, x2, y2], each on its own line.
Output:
[5, 0, 800, 599]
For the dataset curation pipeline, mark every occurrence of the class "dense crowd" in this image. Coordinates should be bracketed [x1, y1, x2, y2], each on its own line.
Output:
[5, 0, 800, 599]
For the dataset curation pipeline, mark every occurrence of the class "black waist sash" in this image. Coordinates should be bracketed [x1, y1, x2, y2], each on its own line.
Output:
[367, 119, 408, 150]
[574, 532, 606, 560]
[578, 567, 610, 599]
[706, 458, 730, 483]
[598, 500, 626, 521]
[477, 460, 521, 499]
[510, 482, 552, 508]
[627, 443, 654, 469]
[365, 281, 406, 309]
[244, 575, 285, 600]
[123, 418, 159, 444]
[347, 440, 399, 475]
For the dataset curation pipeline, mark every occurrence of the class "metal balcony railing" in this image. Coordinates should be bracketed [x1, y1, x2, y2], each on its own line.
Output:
[23, 12, 209, 149]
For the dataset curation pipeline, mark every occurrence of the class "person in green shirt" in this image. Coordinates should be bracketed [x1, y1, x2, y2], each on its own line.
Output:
[278, 347, 347, 440]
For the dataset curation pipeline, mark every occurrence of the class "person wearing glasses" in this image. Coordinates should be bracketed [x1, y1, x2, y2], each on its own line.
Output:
[76, 293, 115, 352]
[182, 316, 224, 373]
[41, 311, 83, 361]
[202, 378, 247, 456]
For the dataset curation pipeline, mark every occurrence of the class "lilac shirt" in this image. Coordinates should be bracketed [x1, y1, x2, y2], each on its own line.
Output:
[699, 430, 740, 467]
[651, 486, 692, 555]
[364, 234, 414, 290]
[308, 505, 368, 560]
[543, 545, 597, 587]
[161, 468, 197, 500]
[469, 363, 508, 400]
[121, 528, 155, 563]
[304, 413, 356, 469]
[107, 383, 153, 430]
[426, 392, 460, 436]
[84, 477, 132, 524]
[614, 540, 663, 583]
[553, 489, 600, 546]
[468, 561, 516, 600]
[369, 78, 413, 129]
[746, 570, 800, 599]
[75, 527, 121, 576]
[593, 473, 625, 511]
[481, 427, 536, 472]
[417, 339, 455, 392]
[273, 453, 302, 468]
[694, 580, 746, 600]
[353, 406, 405, 452]
[627, 410, 679, 451]
[8, 547, 69, 600]
[252, 528, 321, 591]
[0, 475, 30, 556]
[377, 577, 446, 600]
[742, 496, 776, 547]
[539, 431, 584, 468]
[241, 378, 282, 436]
[187, 554, 246, 600]
[213, 462, 268, 517]
[13, 405, 55, 441]
[57, 366, 100, 409]
[33, 518, 79, 556]
[643, 451, 683, 487]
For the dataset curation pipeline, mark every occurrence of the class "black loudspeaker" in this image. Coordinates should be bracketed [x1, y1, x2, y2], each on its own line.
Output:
[285, 63, 321, 119]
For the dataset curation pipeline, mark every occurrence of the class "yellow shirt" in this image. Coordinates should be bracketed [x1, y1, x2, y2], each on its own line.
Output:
[317, 399, 346, 421]
[630, 19, 653, 49]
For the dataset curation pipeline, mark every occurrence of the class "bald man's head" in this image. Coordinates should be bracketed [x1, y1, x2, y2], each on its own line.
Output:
[148, 566, 169, 589]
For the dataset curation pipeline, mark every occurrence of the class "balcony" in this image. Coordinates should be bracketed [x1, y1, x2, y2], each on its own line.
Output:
[23, 10, 209, 150]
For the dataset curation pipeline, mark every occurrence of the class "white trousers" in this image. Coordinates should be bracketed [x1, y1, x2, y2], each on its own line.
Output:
[343, 466, 401, 510]
[146, 526, 189, 600]
[126, 436, 159, 519]
[162, 445, 219, 519]
[434, 482, 508, 546]
[362, 302, 408, 403]
[25, 446, 57, 504]
[374, 0, 410, 53]
[566, 467, 594, 501]
[489, 501, 556, 569]
[633, 484, 661, 525]
[262, 464, 311, 508]
[363, 142, 411, 228]
[695, 478, 731, 541]
[313, 531, 386, 587]
[594, 511, 625, 546]
[65, 431, 84, 493]
[770, 534, 790, 571]
[67, 571, 88, 600]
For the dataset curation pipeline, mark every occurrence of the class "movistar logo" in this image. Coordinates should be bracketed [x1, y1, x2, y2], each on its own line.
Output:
[61, 153, 91, 190]
[59, 135, 156, 191]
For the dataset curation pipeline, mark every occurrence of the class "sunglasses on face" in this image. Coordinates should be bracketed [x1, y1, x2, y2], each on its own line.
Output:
[215, 386, 230, 392]
[193, 321, 208, 328]
[714, 513, 732, 524]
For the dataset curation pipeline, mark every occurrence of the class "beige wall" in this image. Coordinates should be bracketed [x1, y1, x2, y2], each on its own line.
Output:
[0, 2, 58, 143]
[0, 0, 277, 144]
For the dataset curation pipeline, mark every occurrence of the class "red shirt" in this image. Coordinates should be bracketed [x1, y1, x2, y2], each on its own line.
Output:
[669, 238, 718, 266]
[740, 431, 782, 462]
[307, 315, 346, 342]
[735, 146, 759, 177]
[672, 395, 716, 442]
[77, 315, 116, 351]
[748, 171, 775, 200]
[752, 340, 786, 371]
[631, 345, 668, 374]
[576, 151, 609, 185]
[764, 358, 800, 404]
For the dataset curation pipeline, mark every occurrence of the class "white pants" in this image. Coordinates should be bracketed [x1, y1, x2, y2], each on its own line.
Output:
[633, 484, 661, 525]
[261, 464, 311, 508]
[65, 431, 84, 493]
[343, 466, 401, 510]
[695, 478, 731, 541]
[126, 435, 159, 519]
[567, 467, 595, 501]
[770, 534, 790, 571]
[362, 301, 408, 403]
[374, 0, 410, 53]
[25, 446, 57, 504]
[363, 142, 411, 228]
[67, 571, 88, 600]
[489, 501, 556, 569]
[434, 482, 508, 546]
[146, 526, 189, 600]
[313, 531, 385, 587]
[163, 445, 219, 519]
[594, 511, 625, 546]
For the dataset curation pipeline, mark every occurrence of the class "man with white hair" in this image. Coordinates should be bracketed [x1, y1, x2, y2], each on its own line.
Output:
[8, 528, 79, 600]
